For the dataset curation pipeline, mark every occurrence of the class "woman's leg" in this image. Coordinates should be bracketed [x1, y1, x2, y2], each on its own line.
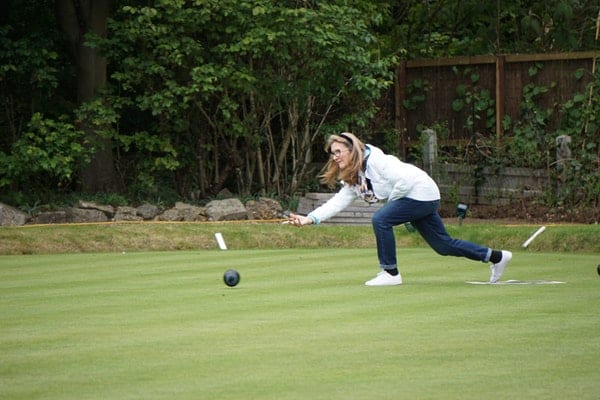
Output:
[411, 211, 491, 262]
[371, 198, 439, 269]
[369, 198, 510, 285]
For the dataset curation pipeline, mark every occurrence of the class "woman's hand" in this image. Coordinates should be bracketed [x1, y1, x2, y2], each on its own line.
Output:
[284, 213, 313, 227]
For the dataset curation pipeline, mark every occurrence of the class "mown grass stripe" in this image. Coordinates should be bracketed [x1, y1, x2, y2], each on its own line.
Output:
[1, 248, 599, 399]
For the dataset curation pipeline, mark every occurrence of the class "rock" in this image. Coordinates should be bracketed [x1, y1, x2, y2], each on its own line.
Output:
[76, 200, 115, 218]
[156, 208, 183, 222]
[0, 202, 28, 226]
[4, 197, 283, 225]
[136, 203, 159, 219]
[245, 197, 283, 220]
[66, 207, 109, 223]
[205, 198, 247, 221]
[31, 211, 68, 225]
[114, 206, 143, 222]
[175, 202, 207, 221]
[156, 202, 207, 222]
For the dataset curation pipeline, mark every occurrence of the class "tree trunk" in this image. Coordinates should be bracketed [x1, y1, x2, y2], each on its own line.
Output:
[56, 0, 118, 192]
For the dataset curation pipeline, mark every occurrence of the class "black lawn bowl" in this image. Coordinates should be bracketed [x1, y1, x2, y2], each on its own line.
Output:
[223, 269, 241, 287]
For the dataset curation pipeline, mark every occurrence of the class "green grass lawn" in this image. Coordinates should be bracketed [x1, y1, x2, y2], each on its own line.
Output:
[1, 247, 599, 399]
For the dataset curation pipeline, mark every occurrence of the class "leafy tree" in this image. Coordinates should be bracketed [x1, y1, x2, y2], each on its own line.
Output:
[1, 113, 91, 192]
[0, 0, 90, 200]
[378, 0, 599, 58]
[1, 0, 597, 207]
[0, 0, 117, 199]
[56, 0, 118, 192]
[84, 0, 396, 197]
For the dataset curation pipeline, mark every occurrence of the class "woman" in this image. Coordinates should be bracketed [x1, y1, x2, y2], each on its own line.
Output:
[287, 132, 512, 286]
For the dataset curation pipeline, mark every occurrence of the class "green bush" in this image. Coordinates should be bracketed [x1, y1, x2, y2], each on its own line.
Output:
[0, 113, 92, 191]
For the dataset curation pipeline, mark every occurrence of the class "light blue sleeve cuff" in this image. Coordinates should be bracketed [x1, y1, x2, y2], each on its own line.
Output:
[307, 213, 320, 225]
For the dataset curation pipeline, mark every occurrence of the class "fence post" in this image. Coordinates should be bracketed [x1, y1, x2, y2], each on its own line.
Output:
[555, 134, 572, 183]
[422, 128, 437, 175]
[396, 61, 408, 160]
[495, 54, 506, 150]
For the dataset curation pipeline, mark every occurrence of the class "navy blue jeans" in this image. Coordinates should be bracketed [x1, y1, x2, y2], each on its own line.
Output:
[371, 198, 491, 269]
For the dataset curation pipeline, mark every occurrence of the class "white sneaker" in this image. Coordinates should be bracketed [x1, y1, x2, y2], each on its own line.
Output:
[490, 250, 512, 283]
[365, 271, 402, 286]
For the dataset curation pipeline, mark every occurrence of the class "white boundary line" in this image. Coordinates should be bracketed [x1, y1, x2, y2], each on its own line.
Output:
[466, 280, 566, 285]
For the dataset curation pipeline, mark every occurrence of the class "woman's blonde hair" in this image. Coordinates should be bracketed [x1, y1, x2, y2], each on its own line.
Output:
[319, 132, 366, 188]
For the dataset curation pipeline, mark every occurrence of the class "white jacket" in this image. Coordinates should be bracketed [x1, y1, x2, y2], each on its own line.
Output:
[308, 145, 440, 224]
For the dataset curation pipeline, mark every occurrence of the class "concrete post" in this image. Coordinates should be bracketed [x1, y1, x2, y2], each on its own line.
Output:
[422, 128, 437, 175]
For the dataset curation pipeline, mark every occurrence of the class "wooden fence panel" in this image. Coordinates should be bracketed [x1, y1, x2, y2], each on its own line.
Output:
[393, 52, 597, 159]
